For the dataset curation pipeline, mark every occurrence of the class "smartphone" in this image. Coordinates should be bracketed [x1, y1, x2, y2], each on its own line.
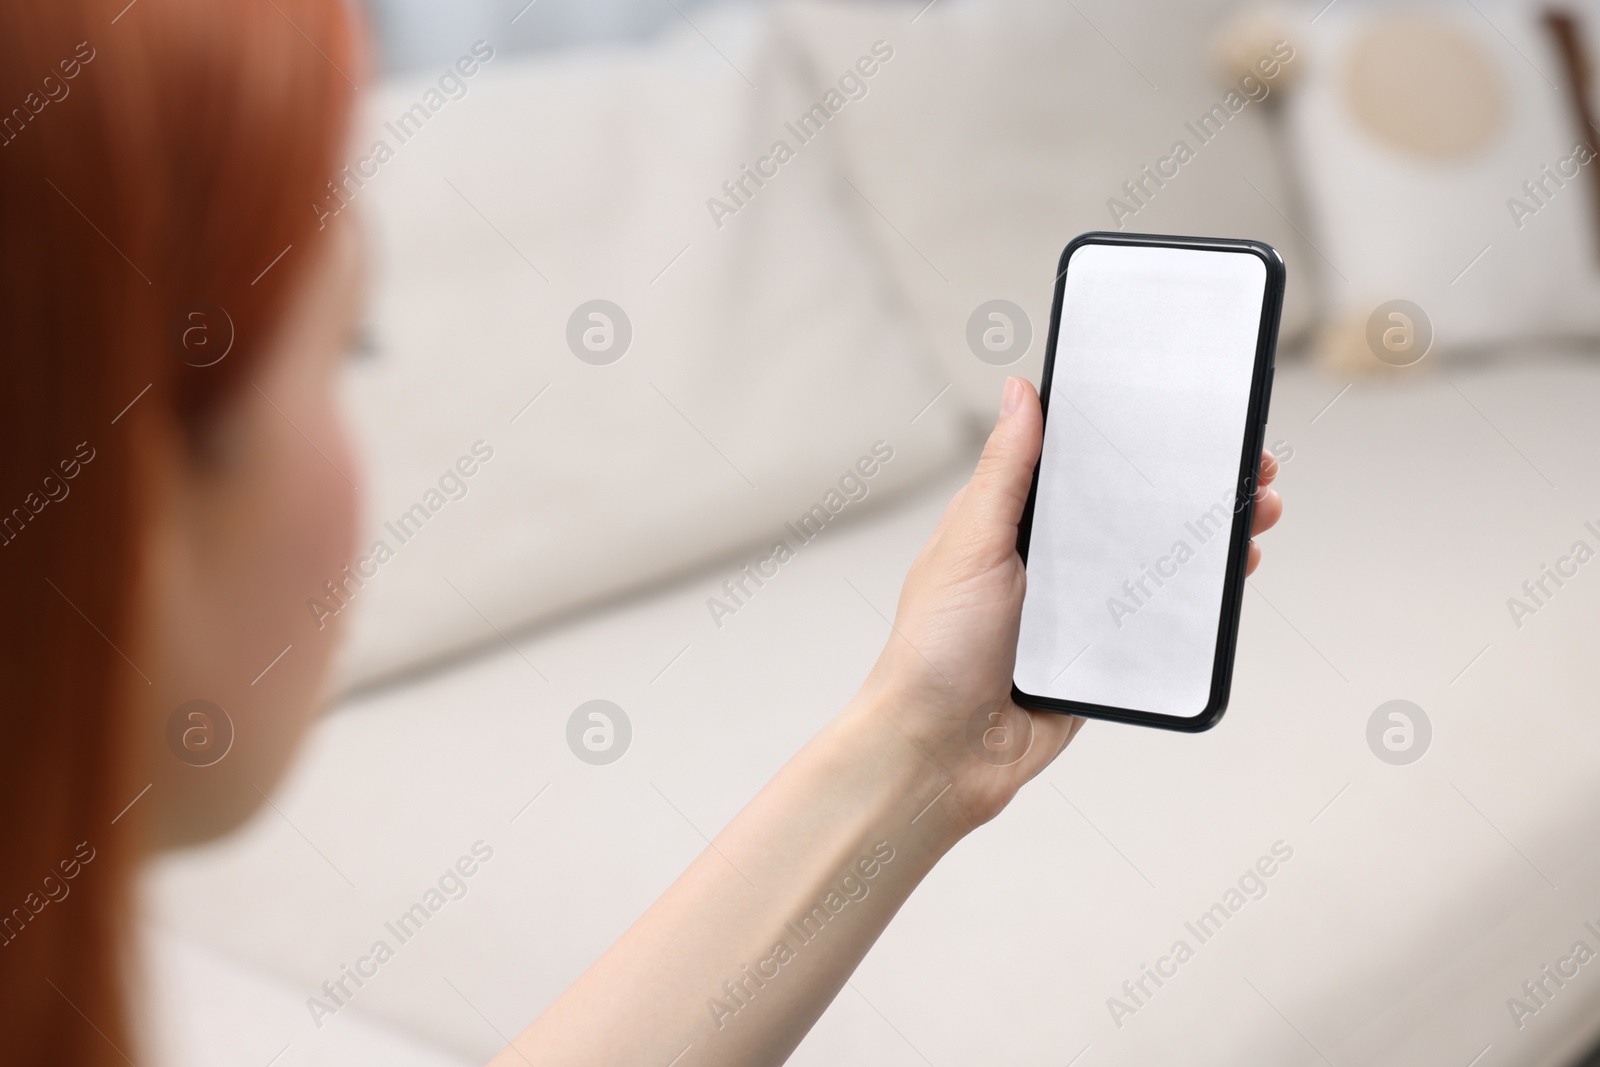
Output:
[1012, 232, 1285, 732]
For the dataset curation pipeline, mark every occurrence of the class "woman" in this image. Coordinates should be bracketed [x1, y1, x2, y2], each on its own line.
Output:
[0, 1, 1282, 1064]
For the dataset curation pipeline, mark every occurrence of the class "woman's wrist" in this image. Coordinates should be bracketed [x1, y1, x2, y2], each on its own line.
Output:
[827, 686, 974, 860]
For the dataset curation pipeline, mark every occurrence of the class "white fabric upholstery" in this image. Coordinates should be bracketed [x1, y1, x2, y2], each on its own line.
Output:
[333, 12, 968, 689]
[333, 0, 1324, 691]
[771, 0, 1317, 421]
[151, 352, 1600, 1065]
[143, 926, 472, 1067]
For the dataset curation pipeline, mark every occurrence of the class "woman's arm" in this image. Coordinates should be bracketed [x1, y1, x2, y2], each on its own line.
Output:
[496, 378, 1280, 1066]
[498, 690, 1006, 1067]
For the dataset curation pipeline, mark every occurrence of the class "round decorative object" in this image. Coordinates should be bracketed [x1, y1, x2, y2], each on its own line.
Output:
[1343, 15, 1506, 161]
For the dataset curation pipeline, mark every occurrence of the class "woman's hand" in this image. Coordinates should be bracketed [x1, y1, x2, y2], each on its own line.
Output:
[854, 377, 1283, 835]
[507, 378, 1282, 1067]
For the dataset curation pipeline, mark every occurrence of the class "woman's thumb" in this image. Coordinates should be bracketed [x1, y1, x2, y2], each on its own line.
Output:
[955, 377, 1043, 537]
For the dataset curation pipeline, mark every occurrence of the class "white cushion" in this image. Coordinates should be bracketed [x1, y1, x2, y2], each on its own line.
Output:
[1282, 0, 1600, 363]
[770, 0, 1318, 422]
[333, 13, 968, 689]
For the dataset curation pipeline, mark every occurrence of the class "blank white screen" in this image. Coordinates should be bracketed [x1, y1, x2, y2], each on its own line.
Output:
[1014, 243, 1266, 718]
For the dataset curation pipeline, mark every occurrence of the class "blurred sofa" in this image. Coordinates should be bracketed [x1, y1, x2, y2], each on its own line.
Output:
[145, 1, 1600, 1065]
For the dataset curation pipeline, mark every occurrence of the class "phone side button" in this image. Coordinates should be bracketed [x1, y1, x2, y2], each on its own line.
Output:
[1260, 364, 1274, 424]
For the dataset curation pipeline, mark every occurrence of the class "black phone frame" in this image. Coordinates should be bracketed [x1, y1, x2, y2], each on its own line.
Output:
[1011, 231, 1286, 732]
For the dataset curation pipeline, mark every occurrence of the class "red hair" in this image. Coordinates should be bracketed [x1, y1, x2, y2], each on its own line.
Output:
[0, 1, 354, 1061]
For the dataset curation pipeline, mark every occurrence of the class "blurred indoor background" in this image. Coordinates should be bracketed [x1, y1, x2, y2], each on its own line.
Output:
[143, 1, 1600, 1065]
